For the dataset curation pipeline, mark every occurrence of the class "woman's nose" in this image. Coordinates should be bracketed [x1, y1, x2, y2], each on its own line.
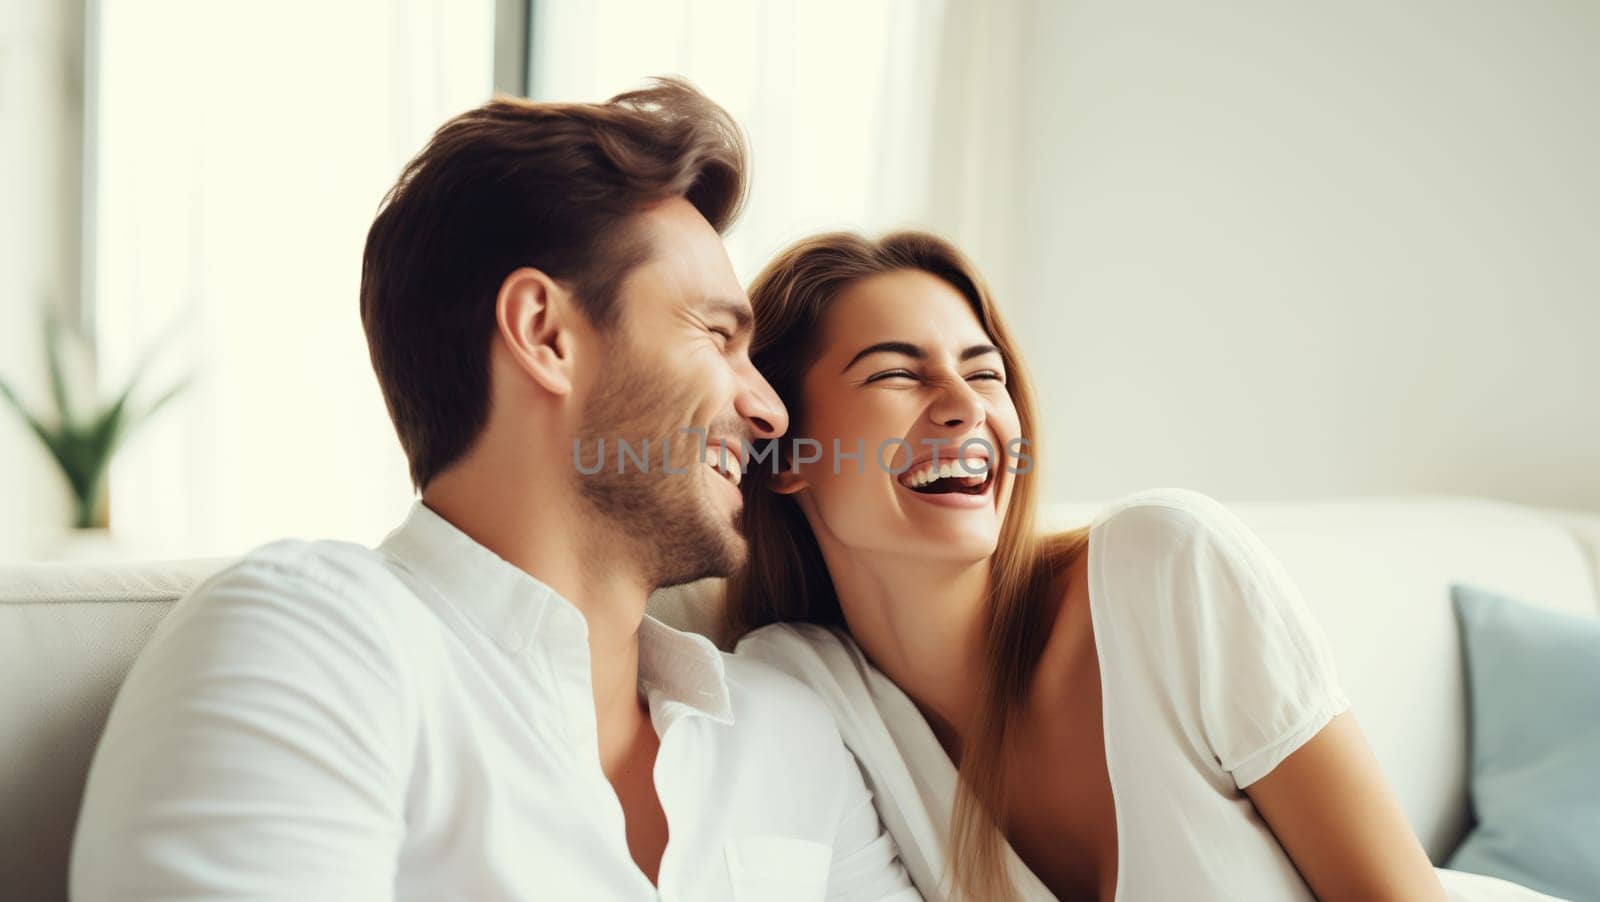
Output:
[927, 377, 985, 429]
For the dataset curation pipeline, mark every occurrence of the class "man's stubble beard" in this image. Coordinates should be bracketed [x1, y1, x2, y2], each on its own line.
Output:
[571, 337, 746, 590]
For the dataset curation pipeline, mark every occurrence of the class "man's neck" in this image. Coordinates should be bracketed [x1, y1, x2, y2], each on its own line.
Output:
[420, 460, 656, 751]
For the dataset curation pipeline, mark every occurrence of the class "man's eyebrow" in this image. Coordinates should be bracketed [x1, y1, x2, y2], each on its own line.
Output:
[841, 341, 1002, 373]
[704, 296, 754, 331]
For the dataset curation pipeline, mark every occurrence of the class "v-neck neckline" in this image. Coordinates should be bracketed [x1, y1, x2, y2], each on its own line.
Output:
[858, 521, 1124, 902]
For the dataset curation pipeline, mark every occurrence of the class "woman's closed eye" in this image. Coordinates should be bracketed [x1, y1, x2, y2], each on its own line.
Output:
[864, 368, 1006, 385]
[864, 368, 918, 384]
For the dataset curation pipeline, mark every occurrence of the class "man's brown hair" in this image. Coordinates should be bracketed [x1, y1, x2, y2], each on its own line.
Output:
[360, 77, 748, 491]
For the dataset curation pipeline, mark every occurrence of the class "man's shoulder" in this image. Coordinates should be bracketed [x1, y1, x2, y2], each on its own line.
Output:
[194, 536, 414, 605]
[222, 536, 401, 593]
[165, 536, 436, 663]
[102, 537, 432, 774]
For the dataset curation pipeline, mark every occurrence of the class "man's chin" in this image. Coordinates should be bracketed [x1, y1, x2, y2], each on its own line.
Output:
[650, 514, 747, 589]
[699, 520, 748, 577]
[721, 528, 749, 570]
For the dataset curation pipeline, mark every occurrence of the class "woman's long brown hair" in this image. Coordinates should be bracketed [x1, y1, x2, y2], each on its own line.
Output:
[722, 231, 1090, 900]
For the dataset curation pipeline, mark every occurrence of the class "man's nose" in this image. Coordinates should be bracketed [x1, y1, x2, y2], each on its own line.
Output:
[736, 362, 789, 439]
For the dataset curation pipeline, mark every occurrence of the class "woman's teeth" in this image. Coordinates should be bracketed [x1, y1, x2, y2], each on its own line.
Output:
[899, 458, 992, 495]
[902, 459, 988, 488]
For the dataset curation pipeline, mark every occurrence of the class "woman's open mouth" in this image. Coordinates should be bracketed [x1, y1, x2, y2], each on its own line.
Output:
[896, 454, 995, 498]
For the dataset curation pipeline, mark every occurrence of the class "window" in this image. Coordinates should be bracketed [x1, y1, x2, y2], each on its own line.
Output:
[94, 0, 495, 555]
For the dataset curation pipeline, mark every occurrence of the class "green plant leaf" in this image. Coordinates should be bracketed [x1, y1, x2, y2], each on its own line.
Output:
[55, 420, 103, 503]
[87, 363, 191, 481]
[42, 306, 76, 427]
[87, 381, 135, 471]
[3, 307, 196, 522]
[124, 374, 193, 441]
[0, 375, 91, 505]
[0, 376, 60, 453]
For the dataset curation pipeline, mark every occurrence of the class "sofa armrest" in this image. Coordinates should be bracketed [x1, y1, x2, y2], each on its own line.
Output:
[1542, 508, 1600, 615]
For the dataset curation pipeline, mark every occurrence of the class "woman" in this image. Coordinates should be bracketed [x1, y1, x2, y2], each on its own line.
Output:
[723, 231, 1543, 901]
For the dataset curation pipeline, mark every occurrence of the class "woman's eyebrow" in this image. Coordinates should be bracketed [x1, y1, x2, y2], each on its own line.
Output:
[841, 341, 1000, 374]
[841, 341, 922, 373]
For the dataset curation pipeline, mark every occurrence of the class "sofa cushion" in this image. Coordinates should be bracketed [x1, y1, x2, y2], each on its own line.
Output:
[1448, 583, 1600, 901]
[0, 558, 231, 902]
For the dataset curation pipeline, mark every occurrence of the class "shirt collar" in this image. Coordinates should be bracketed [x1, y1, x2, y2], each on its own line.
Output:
[378, 500, 733, 724]
[638, 615, 734, 726]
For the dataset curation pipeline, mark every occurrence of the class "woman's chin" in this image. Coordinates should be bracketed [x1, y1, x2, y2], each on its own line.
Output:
[906, 521, 1000, 563]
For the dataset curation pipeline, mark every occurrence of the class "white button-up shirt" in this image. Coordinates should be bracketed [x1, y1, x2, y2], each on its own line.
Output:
[72, 501, 919, 901]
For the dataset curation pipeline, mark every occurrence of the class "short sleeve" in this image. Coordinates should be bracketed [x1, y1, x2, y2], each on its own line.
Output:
[1092, 488, 1351, 789]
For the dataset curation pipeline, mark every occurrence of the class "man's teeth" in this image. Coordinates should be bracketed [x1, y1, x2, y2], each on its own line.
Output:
[905, 459, 989, 487]
[706, 451, 742, 486]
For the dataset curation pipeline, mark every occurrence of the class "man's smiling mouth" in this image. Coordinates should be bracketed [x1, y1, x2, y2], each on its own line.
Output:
[704, 437, 744, 487]
[706, 454, 742, 487]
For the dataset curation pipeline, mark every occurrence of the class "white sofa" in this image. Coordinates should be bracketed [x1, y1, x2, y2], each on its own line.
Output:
[3, 494, 1597, 900]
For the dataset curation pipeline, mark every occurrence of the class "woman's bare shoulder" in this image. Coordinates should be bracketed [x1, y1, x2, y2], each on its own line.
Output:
[1031, 546, 1097, 699]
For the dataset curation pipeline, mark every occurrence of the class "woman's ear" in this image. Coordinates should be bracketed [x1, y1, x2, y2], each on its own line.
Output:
[769, 466, 809, 495]
[496, 267, 575, 397]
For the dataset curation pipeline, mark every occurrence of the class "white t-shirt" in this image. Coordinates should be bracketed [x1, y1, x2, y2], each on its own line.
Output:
[735, 487, 1559, 901]
[72, 500, 918, 902]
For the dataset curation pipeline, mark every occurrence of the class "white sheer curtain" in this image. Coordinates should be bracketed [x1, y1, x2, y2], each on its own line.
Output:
[529, 0, 1027, 299]
[94, 0, 495, 557]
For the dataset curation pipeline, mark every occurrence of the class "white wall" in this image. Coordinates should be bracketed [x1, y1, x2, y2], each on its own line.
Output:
[1011, 0, 1600, 511]
[0, 0, 82, 558]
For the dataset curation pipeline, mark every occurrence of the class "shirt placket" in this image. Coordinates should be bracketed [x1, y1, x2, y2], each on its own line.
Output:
[541, 606, 663, 898]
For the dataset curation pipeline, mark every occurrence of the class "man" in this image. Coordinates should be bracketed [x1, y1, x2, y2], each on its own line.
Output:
[71, 79, 918, 900]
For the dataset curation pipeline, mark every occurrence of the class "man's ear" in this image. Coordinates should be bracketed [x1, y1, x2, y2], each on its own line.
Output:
[496, 267, 576, 397]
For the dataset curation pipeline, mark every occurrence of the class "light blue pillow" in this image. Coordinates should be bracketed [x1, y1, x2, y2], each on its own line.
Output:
[1449, 583, 1600, 902]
